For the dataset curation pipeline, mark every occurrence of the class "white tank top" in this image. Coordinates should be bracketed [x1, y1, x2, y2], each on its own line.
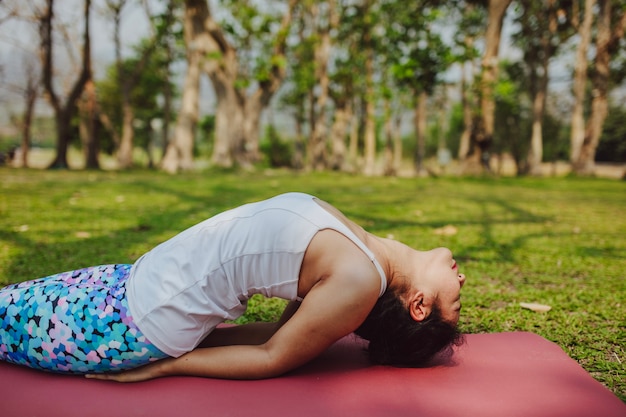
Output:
[126, 192, 387, 357]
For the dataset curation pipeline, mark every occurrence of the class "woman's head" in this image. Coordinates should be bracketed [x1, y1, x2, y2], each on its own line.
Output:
[354, 286, 464, 367]
[355, 246, 466, 367]
[403, 247, 466, 325]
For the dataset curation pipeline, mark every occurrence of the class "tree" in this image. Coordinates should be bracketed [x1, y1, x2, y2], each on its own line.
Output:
[569, 0, 595, 164]
[104, 0, 171, 169]
[513, 0, 564, 175]
[0, 52, 40, 169]
[465, 0, 512, 173]
[451, 3, 484, 162]
[79, 78, 99, 169]
[97, 51, 176, 165]
[383, 0, 452, 175]
[306, 0, 338, 171]
[573, 0, 626, 175]
[278, 5, 316, 170]
[180, 0, 295, 169]
[161, 0, 202, 174]
[38, 0, 92, 169]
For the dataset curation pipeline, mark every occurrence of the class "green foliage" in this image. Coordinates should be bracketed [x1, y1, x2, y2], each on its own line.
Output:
[446, 103, 465, 157]
[96, 43, 178, 154]
[596, 104, 626, 162]
[260, 124, 293, 168]
[1, 169, 624, 400]
[492, 60, 568, 169]
[195, 115, 216, 158]
[217, 0, 288, 86]
[380, 0, 453, 95]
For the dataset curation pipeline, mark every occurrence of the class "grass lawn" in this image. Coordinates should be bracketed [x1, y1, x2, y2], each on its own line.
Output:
[1, 167, 624, 400]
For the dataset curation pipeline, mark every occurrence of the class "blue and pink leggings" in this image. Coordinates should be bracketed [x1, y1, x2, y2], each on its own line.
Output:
[0, 265, 168, 373]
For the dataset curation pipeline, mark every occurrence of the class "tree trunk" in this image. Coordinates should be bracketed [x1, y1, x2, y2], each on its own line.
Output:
[382, 99, 395, 176]
[161, 1, 202, 174]
[526, 89, 545, 175]
[82, 79, 100, 169]
[362, 40, 376, 176]
[185, 0, 294, 168]
[308, 0, 336, 171]
[161, 51, 199, 173]
[525, 0, 557, 176]
[329, 99, 351, 171]
[526, 50, 549, 176]
[211, 86, 245, 168]
[117, 103, 135, 168]
[39, 0, 92, 169]
[110, 0, 160, 169]
[348, 99, 359, 172]
[160, 0, 175, 160]
[466, 0, 511, 172]
[569, 0, 595, 164]
[413, 91, 428, 176]
[393, 114, 403, 175]
[20, 72, 38, 168]
[574, 0, 626, 175]
[458, 59, 473, 160]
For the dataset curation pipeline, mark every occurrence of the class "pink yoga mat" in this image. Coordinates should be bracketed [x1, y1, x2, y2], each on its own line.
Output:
[1, 332, 624, 417]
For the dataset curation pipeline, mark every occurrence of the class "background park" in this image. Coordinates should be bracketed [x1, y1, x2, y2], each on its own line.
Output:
[0, 0, 624, 402]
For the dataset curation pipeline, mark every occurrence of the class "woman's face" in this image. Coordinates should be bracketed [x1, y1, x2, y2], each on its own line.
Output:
[418, 247, 466, 324]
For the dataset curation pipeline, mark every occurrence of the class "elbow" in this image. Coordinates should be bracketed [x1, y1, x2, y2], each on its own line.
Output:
[254, 345, 297, 379]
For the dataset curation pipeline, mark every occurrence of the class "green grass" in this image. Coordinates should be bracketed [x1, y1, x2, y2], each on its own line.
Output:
[1, 168, 624, 400]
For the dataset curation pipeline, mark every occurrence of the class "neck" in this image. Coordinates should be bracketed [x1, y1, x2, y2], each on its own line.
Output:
[371, 236, 417, 291]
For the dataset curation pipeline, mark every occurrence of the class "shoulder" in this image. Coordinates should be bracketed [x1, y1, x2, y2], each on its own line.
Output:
[301, 229, 381, 294]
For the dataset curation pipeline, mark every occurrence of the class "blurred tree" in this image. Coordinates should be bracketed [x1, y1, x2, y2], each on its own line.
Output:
[181, 0, 295, 169]
[573, 0, 626, 175]
[78, 78, 99, 169]
[97, 50, 176, 165]
[493, 61, 531, 174]
[162, 0, 207, 174]
[328, 0, 373, 173]
[37, 0, 92, 169]
[595, 103, 626, 163]
[105, 0, 175, 169]
[464, 0, 512, 174]
[278, 5, 316, 170]
[382, 0, 452, 175]
[513, 0, 565, 175]
[569, 0, 595, 165]
[307, 0, 338, 171]
[0, 50, 40, 168]
[450, 2, 484, 162]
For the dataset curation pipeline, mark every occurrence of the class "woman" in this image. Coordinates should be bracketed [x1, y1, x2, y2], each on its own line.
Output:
[0, 192, 465, 381]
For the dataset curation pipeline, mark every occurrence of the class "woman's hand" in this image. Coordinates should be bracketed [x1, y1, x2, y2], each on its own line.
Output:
[85, 358, 173, 383]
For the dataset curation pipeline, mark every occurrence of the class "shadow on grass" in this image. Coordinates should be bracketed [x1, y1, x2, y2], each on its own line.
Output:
[1, 177, 264, 283]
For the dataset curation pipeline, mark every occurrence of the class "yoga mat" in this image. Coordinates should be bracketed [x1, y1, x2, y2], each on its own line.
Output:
[1, 332, 624, 417]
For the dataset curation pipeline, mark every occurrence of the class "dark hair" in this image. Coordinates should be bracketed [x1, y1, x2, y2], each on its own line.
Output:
[354, 287, 464, 367]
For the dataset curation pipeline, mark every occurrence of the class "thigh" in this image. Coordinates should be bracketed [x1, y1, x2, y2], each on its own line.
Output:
[0, 265, 168, 373]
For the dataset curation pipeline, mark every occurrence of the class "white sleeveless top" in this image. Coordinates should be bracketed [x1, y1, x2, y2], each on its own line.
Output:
[126, 192, 387, 357]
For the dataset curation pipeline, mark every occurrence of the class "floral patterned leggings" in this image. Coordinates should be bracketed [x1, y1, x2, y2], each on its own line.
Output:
[0, 264, 168, 374]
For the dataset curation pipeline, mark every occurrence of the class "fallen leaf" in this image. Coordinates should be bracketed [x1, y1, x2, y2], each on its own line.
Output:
[433, 225, 458, 236]
[75, 231, 91, 239]
[520, 302, 552, 313]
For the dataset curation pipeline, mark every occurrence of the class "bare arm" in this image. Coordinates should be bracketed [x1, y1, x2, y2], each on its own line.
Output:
[198, 301, 301, 347]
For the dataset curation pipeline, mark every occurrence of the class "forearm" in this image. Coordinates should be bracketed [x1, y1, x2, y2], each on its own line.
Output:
[160, 344, 282, 380]
[199, 301, 300, 348]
